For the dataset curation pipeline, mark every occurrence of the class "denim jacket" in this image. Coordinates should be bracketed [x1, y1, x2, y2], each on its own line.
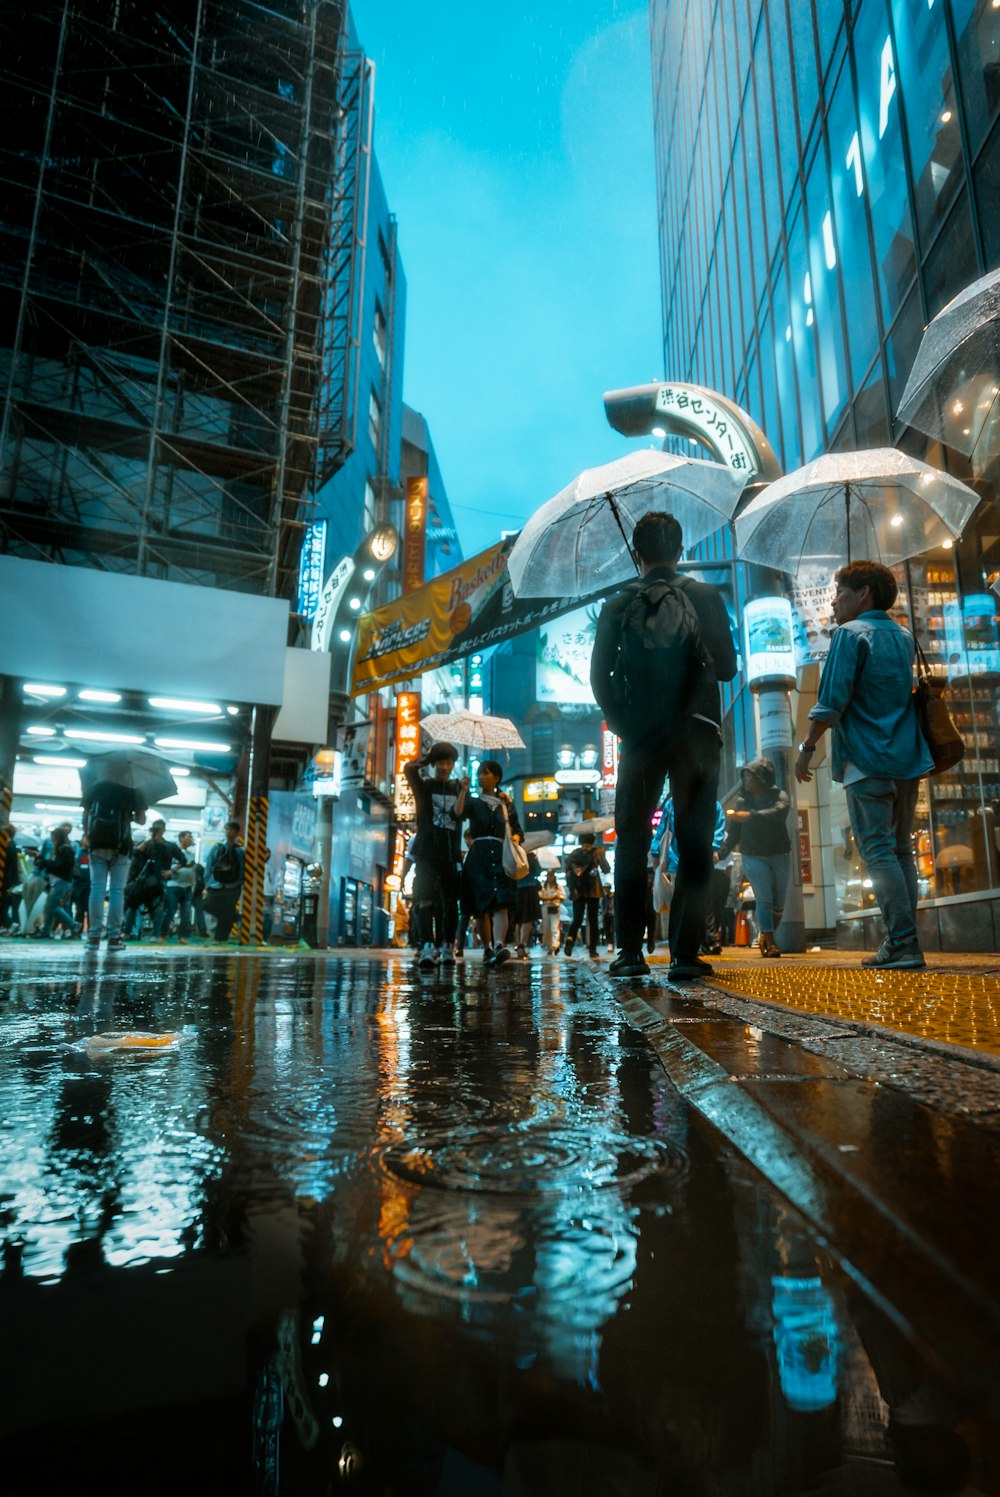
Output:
[808, 611, 933, 783]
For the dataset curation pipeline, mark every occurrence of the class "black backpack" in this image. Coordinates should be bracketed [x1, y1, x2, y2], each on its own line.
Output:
[610, 578, 713, 736]
[87, 797, 133, 853]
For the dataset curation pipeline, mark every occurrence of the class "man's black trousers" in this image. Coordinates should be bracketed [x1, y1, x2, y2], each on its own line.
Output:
[411, 860, 460, 947]
[567, 896, 601, 954]
[614, 721, 721, 962]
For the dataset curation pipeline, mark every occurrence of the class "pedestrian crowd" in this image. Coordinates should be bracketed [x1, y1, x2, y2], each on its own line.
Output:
[403, 512, 935, 978]
[0, 805, 270, 951]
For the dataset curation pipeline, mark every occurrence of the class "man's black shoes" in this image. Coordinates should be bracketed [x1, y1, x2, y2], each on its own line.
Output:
[607, 951, 650, 978]
[667, 956, 714, 982]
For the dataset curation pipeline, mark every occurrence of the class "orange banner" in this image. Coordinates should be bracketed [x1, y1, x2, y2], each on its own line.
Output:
[403, 476, 428, 593]
[393, 690, 422, 822]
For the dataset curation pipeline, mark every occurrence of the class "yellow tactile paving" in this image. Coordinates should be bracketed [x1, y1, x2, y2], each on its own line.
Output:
[703, 963, 1000, 1057]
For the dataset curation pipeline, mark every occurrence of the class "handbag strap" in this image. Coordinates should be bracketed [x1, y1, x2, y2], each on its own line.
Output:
[913, 634, 932, 680]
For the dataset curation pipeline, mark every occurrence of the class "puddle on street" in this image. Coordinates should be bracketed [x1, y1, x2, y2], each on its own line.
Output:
[0, 950, 995, 1495]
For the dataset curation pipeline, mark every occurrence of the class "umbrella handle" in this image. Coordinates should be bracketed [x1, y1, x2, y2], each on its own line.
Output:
[607, 492, 639, 574]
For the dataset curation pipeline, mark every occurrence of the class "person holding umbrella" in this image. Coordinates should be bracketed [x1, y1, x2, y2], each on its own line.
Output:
[795, 561, 932, 970]
[82, 780, 147, 949]
[461, 759, 523, 967]
[403, 740, 468, 970]
[591, 511, 737, 980]
[563, 832, 609, 960]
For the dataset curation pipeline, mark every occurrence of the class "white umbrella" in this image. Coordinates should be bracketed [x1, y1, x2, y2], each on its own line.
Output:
[734, 448, 980, 572]
[534, 846, 562, 870]
[521, 831, 555, 851]
[569, 815, 615, 836]
[896, 267, 1000, 458]
[420, 711, 525, 751]
[506, 449, 747, 599]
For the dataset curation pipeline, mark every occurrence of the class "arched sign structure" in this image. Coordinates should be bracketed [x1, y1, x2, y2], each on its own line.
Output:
[603, 382, 783, 484]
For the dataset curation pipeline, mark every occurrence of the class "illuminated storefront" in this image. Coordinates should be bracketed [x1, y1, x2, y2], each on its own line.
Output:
[651, 0, 1000, 945]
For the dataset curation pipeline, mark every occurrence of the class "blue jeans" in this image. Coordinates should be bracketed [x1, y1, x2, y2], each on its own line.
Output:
[845, 776, 921, 950]
[42, 879, 76, 936]
[87, 849, 130, 941]
[160, 884, 193, 938]
[741, 853, 790, 935]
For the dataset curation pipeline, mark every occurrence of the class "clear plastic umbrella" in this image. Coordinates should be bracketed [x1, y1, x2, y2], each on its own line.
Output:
[896, 267, 1000, 458]
[568, 815, 615, 835]
[506, 449, 747, 599]
[420, 711, 525, 751]
[733, 449, 980, 573]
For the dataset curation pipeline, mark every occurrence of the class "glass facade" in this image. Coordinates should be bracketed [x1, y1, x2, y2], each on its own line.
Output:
[651, 0, 1000, 929]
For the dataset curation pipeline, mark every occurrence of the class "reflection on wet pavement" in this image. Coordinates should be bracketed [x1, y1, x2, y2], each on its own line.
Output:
[0, 949, 996, 1494]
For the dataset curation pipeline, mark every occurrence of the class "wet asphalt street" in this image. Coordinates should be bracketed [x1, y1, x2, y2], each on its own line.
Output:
[1, 944, 999, 1496]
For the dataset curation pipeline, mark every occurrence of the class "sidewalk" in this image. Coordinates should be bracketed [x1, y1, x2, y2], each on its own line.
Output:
[643, 944, 1000, 1059]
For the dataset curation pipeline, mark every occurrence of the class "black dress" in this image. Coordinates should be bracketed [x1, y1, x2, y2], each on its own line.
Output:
[462, 793, 522, 916]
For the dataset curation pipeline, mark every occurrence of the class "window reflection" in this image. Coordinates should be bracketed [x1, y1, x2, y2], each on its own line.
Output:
[827, 58, 880, 386]
[891, 0, 962, 245]
[854, 0, 916, 321]
[788, 208, 823, 458]
[806, 145, 850, 431]
[950, 0, 1000, 153]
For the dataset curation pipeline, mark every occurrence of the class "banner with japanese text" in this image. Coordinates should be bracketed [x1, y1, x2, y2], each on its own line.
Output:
[393, 690, 422, 822]
[351, 537, 613, 695]
[403, 477, 428, 593]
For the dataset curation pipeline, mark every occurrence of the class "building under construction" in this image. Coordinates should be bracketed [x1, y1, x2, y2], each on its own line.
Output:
[0, 0, 370, 601]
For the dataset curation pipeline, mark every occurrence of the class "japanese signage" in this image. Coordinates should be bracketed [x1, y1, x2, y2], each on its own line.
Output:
[798, 809, 813, 887]
[944, 594, 1000, 682]
[351, 537, 611, 695]
[298, 520, 327, 619]
[536, 606, 599, 704]
[393, 691, 421, 822]
[523, 778, 559, 802]
[403, 477, 428, 594]
[310, 554, 355, 653]
[744, 596, 797, 690]
[654, 384, 757, 475]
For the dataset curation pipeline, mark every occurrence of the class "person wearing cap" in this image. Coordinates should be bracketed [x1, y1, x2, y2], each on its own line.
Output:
[719, 758, 791, 958]
[404, 741, 468, 970]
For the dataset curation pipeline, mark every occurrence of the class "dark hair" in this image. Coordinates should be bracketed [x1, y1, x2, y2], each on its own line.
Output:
[428, 740, 458, 764]
[225, 820, 241, 832]
[578, 832, 596, 845]
[632, 511, 683, 565]
[479, 759, 503, 783]
[835, 560, 898, 610]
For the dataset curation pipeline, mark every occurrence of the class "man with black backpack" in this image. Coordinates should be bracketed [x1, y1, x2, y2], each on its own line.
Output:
[591, 511, 737, 980]
[82, 781, 147, 949]
[203, 820, 245, 942]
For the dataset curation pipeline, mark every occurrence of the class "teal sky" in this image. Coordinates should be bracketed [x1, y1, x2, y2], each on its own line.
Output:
[350, 1, 661, 559]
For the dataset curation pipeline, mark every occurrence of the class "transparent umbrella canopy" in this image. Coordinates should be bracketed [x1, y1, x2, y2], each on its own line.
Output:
[896, 267, 1000, 459]
[506, 449, 747, 599]
[733, 448, 981, 573]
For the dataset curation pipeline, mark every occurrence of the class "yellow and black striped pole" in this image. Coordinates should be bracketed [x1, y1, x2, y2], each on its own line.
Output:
[238, 794, 268, 946]
[0, 677, 22, 901]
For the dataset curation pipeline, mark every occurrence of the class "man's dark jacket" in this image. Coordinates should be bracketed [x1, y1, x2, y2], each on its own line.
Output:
[590, 567, 738, 735]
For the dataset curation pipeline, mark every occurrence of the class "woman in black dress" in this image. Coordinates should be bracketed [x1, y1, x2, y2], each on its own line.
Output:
[461, 759, 522, 967]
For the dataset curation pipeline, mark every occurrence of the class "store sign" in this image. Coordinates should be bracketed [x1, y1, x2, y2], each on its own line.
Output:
[393, 691, 421, 821]
[403, 477, 428, 594]
[340, 720, 371, 788]
[310, 554, 355, 653]
[601, 726, 618, 790]
[744, 597, 797, 690]
[554, 768, 602, 787]
[654, 384, 757, 475]
[297, 520, 327, 620]
[524, 778, 560, 802]
[351, 538, 612, 695]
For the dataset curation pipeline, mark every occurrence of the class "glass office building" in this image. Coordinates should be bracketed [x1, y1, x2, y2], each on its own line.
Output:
[651, 0, 1000, 946]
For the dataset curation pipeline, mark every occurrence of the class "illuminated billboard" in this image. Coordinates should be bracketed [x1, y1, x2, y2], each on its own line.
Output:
[536, 606, 599, 705]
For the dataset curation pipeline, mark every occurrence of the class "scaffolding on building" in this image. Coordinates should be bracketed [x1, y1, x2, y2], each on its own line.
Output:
[0, 0, 365, 600]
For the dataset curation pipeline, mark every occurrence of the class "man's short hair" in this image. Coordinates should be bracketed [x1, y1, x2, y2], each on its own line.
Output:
[632, 512, 683, 566]
[835, 560, 898, 611]
[578, 832, 596, 846]
[225, 820, 241, 832]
